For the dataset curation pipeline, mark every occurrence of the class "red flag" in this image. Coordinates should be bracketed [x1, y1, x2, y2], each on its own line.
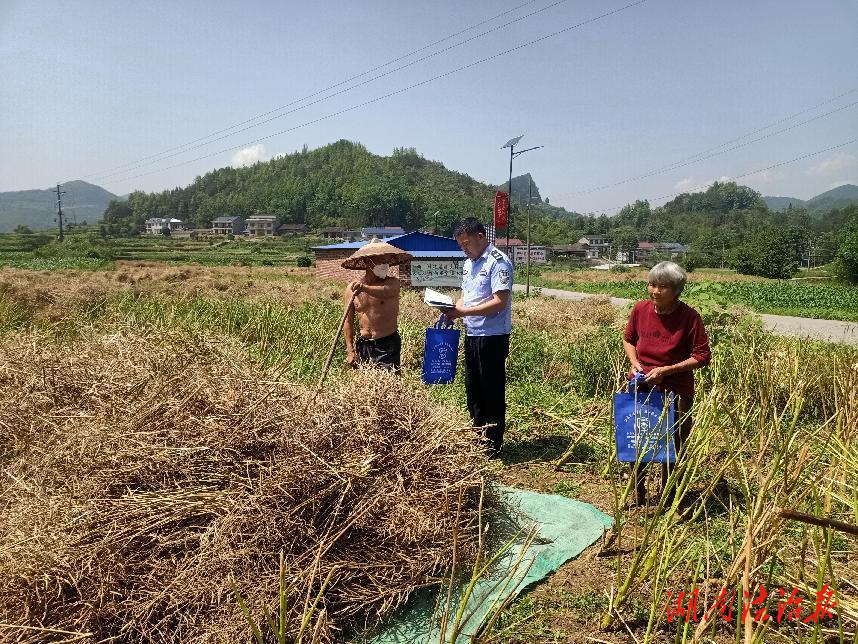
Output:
[494, 191, 509, 229]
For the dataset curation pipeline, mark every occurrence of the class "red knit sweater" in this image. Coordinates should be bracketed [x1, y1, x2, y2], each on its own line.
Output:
[623, 300, 711, 400]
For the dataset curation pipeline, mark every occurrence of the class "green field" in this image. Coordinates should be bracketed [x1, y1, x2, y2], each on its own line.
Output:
[4, 233, 856, 322]
[532, 272, 858, 322]
[0, 229, 322, 270]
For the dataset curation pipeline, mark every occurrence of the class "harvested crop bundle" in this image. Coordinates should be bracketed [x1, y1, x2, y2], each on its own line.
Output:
[0, 331, 489, 643]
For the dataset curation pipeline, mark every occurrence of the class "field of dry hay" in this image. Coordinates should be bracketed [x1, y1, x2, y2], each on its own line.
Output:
[0, 264, 855, 644]
[0, 327, 491, 643]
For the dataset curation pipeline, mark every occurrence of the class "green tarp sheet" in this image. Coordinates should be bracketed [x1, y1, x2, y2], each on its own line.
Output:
[365, 485, 613, 643]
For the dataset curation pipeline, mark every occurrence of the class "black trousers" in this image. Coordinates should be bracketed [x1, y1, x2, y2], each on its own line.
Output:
[464, 334, 510, 451]
[356, 331, 401, 371]
[635, 395, 693, 502]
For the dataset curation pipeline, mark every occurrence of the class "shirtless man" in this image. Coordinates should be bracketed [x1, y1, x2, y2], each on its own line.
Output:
[340, 240, 411, 371]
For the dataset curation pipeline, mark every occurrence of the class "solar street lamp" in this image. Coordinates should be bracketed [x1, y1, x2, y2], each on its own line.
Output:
[500, 135, 542, 262]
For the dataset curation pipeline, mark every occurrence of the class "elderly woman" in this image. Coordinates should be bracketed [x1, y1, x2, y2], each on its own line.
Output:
[623, 261, 711, 505]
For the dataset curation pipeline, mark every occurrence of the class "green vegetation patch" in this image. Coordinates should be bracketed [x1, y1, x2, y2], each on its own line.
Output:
[532, 276, 858, 321]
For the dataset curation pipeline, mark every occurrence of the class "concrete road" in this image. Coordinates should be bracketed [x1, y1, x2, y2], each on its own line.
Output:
[512, 284, 858, 346]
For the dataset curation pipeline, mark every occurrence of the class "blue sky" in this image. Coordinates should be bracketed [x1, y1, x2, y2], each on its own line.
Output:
[1, 0, 856, 214]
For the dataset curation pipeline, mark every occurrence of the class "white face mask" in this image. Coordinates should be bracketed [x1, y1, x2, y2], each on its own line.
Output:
[372, 263, 390, 279]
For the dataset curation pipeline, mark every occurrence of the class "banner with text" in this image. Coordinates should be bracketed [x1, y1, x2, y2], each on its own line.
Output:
[411, 260, 464, 287]
[513, 246, 547, 264]
[493, 191, 509, 229]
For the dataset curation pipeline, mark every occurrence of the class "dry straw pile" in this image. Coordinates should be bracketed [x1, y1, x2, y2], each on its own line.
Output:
[0, 331, 488, 642]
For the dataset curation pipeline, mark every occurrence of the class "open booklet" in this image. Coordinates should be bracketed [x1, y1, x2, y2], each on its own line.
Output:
[423, 288, 455, 310]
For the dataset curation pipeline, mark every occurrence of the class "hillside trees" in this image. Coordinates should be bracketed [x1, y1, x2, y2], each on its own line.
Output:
[609, 226, 639, 256]
[97, 141, 852, 255]
[834, 205, 858, 284]
[733, 229, 800, 279]
[101, 199, 139, 237]
[108, 140, 503, 233]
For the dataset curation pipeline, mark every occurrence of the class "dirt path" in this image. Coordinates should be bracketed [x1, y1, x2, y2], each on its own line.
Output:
[513, 284, 858, 346]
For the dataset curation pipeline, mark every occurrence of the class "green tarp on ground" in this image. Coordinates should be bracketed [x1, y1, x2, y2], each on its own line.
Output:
[364, 485, 613, 643]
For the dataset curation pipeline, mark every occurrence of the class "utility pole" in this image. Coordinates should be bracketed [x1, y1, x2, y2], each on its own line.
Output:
[54, 183, 66, 241]
[507, 146, 514, 258]
[526, 177, 532, 296]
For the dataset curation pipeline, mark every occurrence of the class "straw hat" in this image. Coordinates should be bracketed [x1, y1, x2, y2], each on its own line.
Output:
[341, 238, 413, 270]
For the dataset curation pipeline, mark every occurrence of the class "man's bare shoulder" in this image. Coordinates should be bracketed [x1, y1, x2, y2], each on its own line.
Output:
[384, 277, 402, 290]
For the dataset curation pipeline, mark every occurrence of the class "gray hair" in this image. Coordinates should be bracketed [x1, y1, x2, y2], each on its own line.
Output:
[647, 261, 686, 296]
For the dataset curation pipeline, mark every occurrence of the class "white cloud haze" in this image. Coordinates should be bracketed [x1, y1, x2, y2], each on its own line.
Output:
[806, 152, 857, 176]
[231, 144, 269, 168]
[673, 175, 732, 194]
[673, 176, 700, 192]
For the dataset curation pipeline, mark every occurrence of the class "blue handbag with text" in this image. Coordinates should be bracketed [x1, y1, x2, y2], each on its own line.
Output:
[613, 372, 677, 464]
[422, 315, 460, 385]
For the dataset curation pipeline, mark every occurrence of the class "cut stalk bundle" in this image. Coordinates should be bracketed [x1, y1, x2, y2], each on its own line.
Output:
[0, 330, 491, 643]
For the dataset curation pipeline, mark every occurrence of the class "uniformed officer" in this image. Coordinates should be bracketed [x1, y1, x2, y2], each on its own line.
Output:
[443, 217, 513, 457]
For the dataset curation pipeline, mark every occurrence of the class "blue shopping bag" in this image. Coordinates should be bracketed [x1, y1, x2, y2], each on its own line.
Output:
[422, 315, 460, 385]
[613, 372, 677, 464]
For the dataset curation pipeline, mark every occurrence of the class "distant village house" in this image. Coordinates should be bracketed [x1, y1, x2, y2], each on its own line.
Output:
[578, 235, 609, 254]
[144, 218, 185, 235]
[211, 216, 245, 235]
[360, 226, 405, 240]
[617, 241, 688, 263]
[279, 223, 309, 236]
[246, 215, 279, 236]
[550, 243, 601, 259]
[320, 227, 360, 241]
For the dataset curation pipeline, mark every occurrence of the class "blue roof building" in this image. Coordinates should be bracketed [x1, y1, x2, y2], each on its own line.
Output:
[312, 231, 466, 286]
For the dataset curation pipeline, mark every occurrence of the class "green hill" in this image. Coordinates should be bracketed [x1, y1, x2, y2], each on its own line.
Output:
[805, 184, 858, 213]
[763, 195, 806, 210]
[0, 180, 117, 233]
[764, 184, 858, 213]
[102, 141, 850, 257]
[109, 141, 582, 241]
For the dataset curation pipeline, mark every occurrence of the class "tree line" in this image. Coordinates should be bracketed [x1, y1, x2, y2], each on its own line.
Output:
[99, 139, 857, 281]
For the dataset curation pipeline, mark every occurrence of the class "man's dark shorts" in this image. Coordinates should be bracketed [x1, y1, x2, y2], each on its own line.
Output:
[356, 331, 401, 371]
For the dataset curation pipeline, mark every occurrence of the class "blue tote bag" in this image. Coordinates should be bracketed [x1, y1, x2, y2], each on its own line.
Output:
[422, 316, 460, 385]
[613, 372, 677, 464]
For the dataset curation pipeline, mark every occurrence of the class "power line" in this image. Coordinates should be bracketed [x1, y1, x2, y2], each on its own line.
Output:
[564, 91, 858, 197]
[582, 137, 858, 216]
[100, 0, 648, 188]
[78, 0, 569, 183]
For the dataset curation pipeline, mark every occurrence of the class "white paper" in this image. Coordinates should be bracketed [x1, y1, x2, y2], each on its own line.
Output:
[424, 288, 454, 309]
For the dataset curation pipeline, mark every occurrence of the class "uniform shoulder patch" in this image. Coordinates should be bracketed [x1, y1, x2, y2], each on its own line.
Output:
[490, 249, 503, 260]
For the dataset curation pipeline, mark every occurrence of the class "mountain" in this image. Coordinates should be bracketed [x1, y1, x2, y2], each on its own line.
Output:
[500, 173, 544, 205]
[764, 184, 858, 214]
[805, 184, 858, 213]
[0, 180, 117, 232]
[763, 195, 805, 210]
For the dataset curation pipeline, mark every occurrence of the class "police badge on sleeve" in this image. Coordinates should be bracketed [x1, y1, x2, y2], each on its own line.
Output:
[498, 268, 510, 285]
